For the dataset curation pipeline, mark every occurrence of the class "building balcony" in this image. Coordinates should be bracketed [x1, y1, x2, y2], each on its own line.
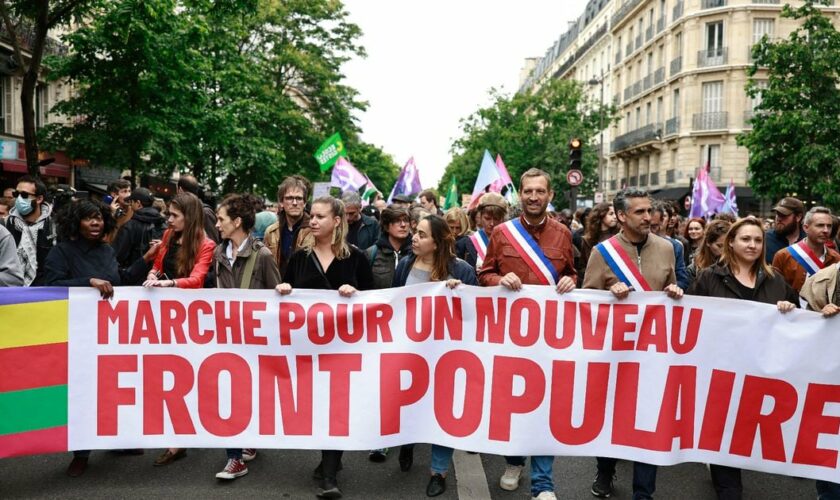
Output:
[645, 26, 653, 42]
[673, 1, 684, 21]
[635, 35, 643, 50]
[752, 0, 780, 3]
[626, 43, 634, 57]
[611, 123, 663, 153]
[670, 56, 682, 76]
[657, 17, 666, 33]
[624, 86, 633, 101]
[643, 74, 652, 91]
[698, 47, 728, 67]
[632, 81, 642, 96]
[611, 0, 645, 30]
[665, 116, 680, 136]
[692, 111, 728, 130]
[702, 0, 726, 8]
[654, 67, 665, 85]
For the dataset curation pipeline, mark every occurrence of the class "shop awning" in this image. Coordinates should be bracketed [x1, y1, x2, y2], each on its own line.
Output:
[1, 159, 70, 178]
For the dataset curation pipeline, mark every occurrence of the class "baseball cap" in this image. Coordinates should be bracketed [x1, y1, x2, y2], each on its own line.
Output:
[772, 197, 804, 216]
[127, 187, 153, 205]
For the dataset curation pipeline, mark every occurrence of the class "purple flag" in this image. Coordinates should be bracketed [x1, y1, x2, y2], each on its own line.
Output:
[689, 164, 726, 218]
[388, 157, 423, 203]
[721, 179, 739, 217]
[330, 157, 367, 193]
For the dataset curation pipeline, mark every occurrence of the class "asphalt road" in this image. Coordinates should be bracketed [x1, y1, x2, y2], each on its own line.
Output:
[1, 447, 816, 499]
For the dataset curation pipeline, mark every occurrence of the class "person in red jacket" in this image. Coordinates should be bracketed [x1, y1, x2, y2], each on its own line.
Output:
[143, 192, 215, 290]
[143, 192, 216, 466]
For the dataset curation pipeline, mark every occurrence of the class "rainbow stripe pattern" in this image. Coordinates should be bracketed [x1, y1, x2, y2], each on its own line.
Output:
[0, 288, 69, 458]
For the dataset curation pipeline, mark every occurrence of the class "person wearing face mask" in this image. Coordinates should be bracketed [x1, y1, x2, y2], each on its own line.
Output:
[4, 175, 56, 286]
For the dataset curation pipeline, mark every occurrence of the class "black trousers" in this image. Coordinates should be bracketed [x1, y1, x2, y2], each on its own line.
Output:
[320, 449, 344, 480]
[709, 464, 742, 500]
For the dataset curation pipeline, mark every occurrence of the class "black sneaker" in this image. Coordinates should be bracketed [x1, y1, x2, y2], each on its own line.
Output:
[591, 471, 614, 498]
[426, 473, 447, 497]
[368, 448, 388, 463]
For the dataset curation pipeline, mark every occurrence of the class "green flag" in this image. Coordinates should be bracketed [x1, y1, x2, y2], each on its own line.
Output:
[444, 177, 459, 210]
[314, 133, 348, 172]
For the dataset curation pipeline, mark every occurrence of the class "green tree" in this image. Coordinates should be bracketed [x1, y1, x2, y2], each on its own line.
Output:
[0, 0, 94, 177]
[738, 0, 840, 206]
[41, 0, 367, 197]
[439, 79, 616, 206]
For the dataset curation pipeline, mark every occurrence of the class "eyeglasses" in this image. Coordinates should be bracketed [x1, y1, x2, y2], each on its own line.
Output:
[12, 190, 37, 199]
[391, 219, 410, 225]
[283, 196, 304, 204]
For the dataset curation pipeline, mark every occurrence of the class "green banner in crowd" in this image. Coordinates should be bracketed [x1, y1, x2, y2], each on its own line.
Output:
[444, 177, 459, 210]
[314, 133, 348, 172]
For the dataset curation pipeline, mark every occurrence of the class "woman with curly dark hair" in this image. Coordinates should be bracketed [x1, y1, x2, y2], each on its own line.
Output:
[45, 198, 160, 478]
[45, 198, 156, 298]
[577, 202, 618, 286]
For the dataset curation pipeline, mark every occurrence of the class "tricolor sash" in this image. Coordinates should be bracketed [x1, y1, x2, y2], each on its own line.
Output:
[786, 240, 825, 276]
[469, 230, 489, 269]
[594, 236, 653, 291]
[496, 219, 559, 286]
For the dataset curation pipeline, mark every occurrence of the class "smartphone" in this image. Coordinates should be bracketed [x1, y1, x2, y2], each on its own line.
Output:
[103, 195, 113, 204]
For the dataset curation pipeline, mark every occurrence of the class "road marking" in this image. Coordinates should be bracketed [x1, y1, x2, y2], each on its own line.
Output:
[453, 450, 492, 500]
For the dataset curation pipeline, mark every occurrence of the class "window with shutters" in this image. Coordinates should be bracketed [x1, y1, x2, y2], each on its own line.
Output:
[0, 77, 10, 134]
[705, 21, 725, 64]
[702, 81, 723, 113]
[753, 18, 775, 44]
[700, 144, 722, 181]
[35, 83, 49, 129]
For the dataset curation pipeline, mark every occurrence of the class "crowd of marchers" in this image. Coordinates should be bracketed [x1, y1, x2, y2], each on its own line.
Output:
[1, 170, 839, 500]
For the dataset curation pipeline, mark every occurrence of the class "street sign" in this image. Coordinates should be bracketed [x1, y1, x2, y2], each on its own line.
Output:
[594, 192, 604, 203]
[566, 169, 583, 187]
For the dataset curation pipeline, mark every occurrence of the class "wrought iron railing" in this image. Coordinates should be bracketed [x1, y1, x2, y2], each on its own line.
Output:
[692, 111, 728, 130]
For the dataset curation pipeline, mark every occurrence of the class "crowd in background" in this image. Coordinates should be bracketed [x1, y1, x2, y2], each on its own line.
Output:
[1, 172, 840, 500]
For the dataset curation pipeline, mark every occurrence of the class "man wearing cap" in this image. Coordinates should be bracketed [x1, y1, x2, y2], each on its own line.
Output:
[391, 194, 414, 210]
[479, 168, 576, 500]
[456, 192, 507, 271]
[766, 197, 806, 264]
[772, 206, 839, 293]
[112, 187, 165, 282]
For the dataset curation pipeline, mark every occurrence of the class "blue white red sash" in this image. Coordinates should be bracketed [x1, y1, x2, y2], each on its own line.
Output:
[594, 236, 653, 291]
[786, 240, 825, 276]
[469, 230, 489, 269]
[496, 219, 559, 286]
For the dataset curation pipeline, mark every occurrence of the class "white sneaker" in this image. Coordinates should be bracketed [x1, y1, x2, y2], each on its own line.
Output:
[500, 464, 524, 491]
[532, 492, 557, 500]
[215, 458, 248, 480]
[242, 448, 257, 462]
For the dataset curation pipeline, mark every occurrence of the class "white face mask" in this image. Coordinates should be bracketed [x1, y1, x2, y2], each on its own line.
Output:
[15, 195, 34, 216]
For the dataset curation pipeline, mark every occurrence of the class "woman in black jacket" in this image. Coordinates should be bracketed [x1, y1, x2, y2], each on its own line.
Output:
[688, 217, 797, 500]
[275, 196, 373, 499]
[392, 215, 477, 497]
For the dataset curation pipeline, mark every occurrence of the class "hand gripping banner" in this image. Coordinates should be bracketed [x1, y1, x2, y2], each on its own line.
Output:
[1, 285, 840, 484]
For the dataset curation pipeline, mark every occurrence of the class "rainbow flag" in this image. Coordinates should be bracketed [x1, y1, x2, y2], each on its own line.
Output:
[0, 288, 69, 458]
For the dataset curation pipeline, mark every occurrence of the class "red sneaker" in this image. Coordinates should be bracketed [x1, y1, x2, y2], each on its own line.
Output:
[215, 458, 248, 480]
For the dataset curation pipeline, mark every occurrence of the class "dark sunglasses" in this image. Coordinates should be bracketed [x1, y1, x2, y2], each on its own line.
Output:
[12, 190, 37, 199]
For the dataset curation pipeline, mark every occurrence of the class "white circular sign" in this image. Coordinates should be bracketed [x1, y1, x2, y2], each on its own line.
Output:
[567, 169, 583, 187]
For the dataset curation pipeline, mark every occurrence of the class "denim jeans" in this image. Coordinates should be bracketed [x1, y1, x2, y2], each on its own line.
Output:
[596, 457, 657, 500]
[817, 480, 840, 500]
[530, 455, 555, 496]
[226, 448, 242, 460]
[430, 445, 454, 474]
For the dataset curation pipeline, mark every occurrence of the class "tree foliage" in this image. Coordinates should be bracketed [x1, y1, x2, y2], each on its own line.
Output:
[41, 0, 378, 197]
[0, 0, 94, 176]
[439, 79, 617, 206]
[738, 1, 840, 206]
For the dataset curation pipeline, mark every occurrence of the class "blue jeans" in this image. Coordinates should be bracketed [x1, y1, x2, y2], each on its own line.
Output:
[530, 455, 555, 496]
[430, 445, 454, 474]
[817, 481, 840, 500]
[597, 457, 657, 500]
[226, 448, 242, 460]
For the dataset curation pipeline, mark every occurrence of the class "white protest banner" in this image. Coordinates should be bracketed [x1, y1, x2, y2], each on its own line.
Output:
[6, 285, 840, 482]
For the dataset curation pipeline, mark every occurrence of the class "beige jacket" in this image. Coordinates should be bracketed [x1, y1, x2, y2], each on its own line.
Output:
[583, 232, 676, 291]
[800, 263, 840, 311]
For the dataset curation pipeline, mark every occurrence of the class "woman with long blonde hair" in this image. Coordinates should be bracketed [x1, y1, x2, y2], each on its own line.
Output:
[275, 196, 373, 498]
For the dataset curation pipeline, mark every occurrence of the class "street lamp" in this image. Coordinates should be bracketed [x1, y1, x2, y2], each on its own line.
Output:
[588, 72, 606, 196]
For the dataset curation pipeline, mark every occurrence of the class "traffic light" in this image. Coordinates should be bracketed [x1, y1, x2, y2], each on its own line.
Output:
[569, 137, 582, 171]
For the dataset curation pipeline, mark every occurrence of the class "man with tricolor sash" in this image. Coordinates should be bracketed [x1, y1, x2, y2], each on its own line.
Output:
[772, 206, 839, 293]
[479, 168, 576, 500]
[583, 188, 684, 499]
[456, 192, 507, 272]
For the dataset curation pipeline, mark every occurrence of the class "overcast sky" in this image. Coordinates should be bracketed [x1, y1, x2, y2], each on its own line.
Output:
[342, 0, 588, 191]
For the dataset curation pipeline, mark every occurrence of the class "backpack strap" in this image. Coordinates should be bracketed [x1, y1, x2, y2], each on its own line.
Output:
[239, 249, 260, 289]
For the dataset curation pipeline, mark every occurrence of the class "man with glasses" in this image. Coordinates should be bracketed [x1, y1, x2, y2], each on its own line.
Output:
[342, 191, 378, 250]
[4, 175, 56, 285]
[264, 176, 310, 276]
[765, 196, 806, 264]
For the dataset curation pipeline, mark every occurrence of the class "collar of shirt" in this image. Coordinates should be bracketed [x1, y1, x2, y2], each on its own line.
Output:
[520, 214, 547, 234]
[225, 238, 250, 266]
